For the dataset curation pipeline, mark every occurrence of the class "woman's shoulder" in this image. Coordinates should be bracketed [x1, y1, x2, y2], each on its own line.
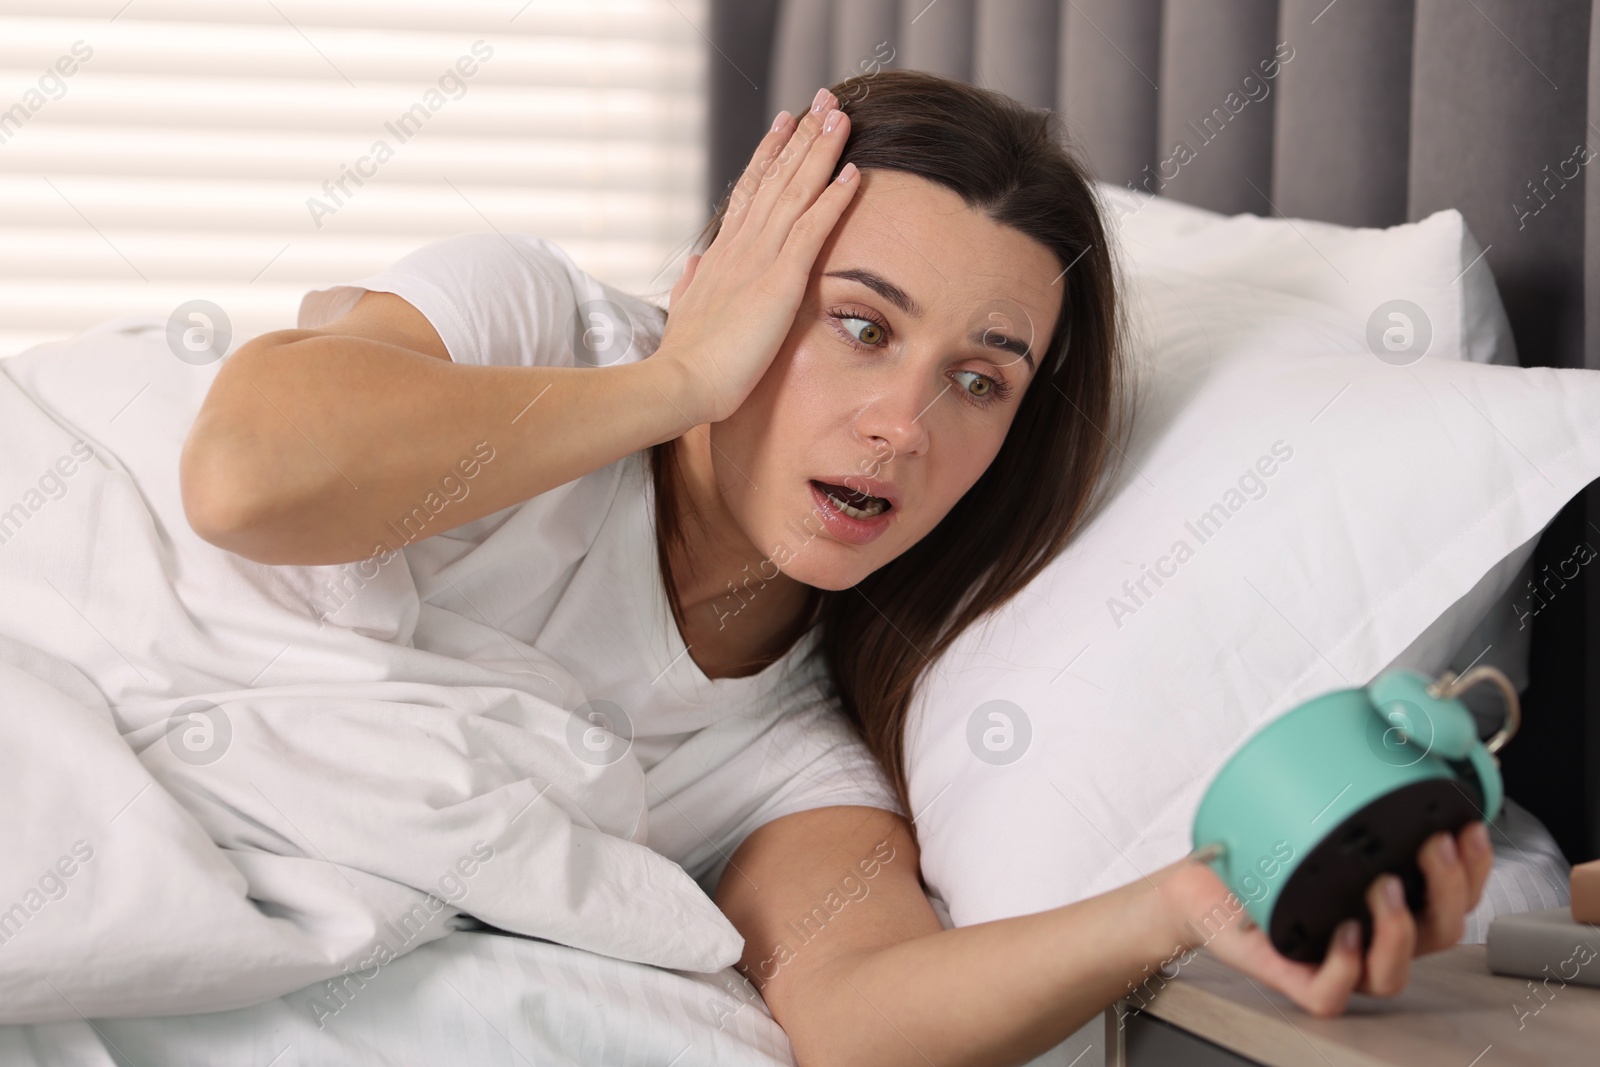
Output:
[298, 233, 666, 371]
[351, 231, 591, 287]
[397, 232, 667, 365]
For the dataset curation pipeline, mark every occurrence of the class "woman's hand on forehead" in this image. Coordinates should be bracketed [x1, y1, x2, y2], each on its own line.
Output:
[650, 88, 861, 428]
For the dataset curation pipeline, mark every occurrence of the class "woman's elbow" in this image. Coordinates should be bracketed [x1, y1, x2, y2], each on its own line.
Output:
[179, 390, 316, 565]
[179, 418, 269, 558]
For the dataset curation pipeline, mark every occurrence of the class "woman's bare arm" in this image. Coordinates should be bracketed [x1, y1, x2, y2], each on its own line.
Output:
[716, 806, 1178, 1066]
[182, 92, 860, 568]
[715, 805, 1492, 1067]
[179, 290, 700, 566]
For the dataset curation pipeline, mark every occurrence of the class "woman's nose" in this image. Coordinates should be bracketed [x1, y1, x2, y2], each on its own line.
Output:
[853, 378, 934, 458]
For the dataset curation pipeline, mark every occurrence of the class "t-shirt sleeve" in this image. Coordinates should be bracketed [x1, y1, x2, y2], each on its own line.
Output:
[642, 675, 908, 898]
[296, 232, 665, 370]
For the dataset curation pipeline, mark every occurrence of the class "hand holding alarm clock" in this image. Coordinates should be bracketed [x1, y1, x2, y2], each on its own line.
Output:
[1143, 666, 1512, 1016]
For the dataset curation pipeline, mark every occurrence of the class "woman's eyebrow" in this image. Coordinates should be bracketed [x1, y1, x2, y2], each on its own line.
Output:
[826, 266, 1035, 374]
[824, 268, 921, 317]
[972, 329, 1035, 374]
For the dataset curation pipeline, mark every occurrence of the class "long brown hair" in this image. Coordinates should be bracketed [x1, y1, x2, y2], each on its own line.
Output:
[651, 69, 1130, 828]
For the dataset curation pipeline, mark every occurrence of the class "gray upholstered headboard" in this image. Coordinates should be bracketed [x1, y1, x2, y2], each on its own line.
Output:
[707, 0, 1600, 865]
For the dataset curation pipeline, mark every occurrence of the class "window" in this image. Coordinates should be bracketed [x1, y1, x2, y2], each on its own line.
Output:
[0, 0, 708, 357]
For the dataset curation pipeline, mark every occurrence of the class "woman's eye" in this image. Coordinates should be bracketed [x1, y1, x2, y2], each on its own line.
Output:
[953, 369, 997, 399]
[841, 316, 886, 346]
[947, 375, 1011, 409]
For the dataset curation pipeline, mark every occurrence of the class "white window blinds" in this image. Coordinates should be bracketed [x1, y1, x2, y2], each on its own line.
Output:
[0, 0, 708, 358]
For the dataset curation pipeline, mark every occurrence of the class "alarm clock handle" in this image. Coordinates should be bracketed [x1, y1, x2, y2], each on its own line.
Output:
[1426, 664, 1521, 757]
[1425, 664, 1518, 822]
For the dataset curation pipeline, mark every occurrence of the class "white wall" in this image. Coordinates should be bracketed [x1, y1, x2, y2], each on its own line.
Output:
[0, 0, 708, 358]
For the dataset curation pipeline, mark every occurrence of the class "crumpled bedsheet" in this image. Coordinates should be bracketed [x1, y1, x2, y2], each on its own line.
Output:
[0, 928, 800, 1067]
[0, 318, 742, 1024]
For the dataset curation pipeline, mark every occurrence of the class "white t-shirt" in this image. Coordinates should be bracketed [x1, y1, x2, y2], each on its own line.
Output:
[297, 233, 903, 895]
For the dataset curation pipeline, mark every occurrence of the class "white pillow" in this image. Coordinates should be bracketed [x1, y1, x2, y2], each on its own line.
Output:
[1102, 183, 1535, 700]
[1095, 182, 1518, 367]
[907, 267, 1600, 928]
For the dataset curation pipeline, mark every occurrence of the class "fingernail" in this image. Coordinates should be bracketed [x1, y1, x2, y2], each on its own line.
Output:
[835, 161, 858, 184]
[1339, 920, 1362, 951]
[1468, 821, 1492, 857]
[770, 109, 791, 133]
[1437, 833, 1460, 868]
[823, 108, 842, 134]
[1384, 874, 1405, 912]
[810, 87, 829, 114]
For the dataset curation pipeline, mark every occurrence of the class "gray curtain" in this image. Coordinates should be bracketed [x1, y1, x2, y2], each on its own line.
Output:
[709, 0, 1600, 862]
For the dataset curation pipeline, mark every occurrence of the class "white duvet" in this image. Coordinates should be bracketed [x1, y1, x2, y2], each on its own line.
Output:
[0, 319, 746, 1024]
[1, 929, 799, 1067]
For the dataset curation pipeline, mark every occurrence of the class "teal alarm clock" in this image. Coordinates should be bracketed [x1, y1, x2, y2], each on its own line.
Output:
[1191, 665, 1520, 963]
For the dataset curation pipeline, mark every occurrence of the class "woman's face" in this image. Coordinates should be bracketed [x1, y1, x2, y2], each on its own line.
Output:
[710, 168, 1064, 591]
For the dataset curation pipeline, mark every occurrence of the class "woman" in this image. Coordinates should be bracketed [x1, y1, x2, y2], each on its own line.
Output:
[182, 71, 1493, 1065]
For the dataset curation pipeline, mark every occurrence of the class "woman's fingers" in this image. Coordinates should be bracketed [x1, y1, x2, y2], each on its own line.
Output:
[1165, 823, 1497, 1020]
[1413, 831, 1471, 953]
[1297, 920, 1366, 1017]
[767, 110, 853, 256]
[1210, 914, 1365, 1019]
[738, 88, 840, 240]
[714, 110, 798, 250]
[777, 159, 859, 281]
[1357, 874, 1415, 995]
[1459, 821, 1494, 911]
[646, 85, 864, 425]
[646, 85, 857, 426]
[1155, 859, 1361, 1018]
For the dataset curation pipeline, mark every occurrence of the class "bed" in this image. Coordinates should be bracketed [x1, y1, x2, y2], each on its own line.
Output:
[4, 3, 1599, 1066]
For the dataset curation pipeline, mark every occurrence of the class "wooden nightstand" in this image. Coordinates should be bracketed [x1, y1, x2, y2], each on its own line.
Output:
[1104, 944, 1600, 1066]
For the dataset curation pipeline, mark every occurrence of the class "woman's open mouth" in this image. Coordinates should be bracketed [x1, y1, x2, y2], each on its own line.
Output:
[813, 480, 890, 518]
[809, 479, 894, 545]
